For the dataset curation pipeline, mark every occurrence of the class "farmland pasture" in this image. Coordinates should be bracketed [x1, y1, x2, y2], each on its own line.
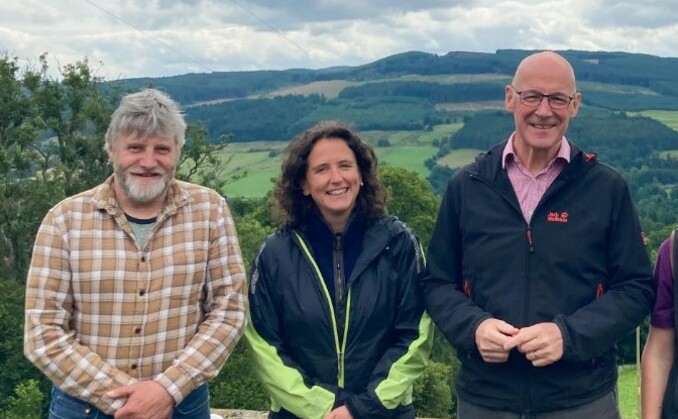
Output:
[216, 124, 462, 197]
[437, 148, 483, 169]
[639, 110, 678, 131]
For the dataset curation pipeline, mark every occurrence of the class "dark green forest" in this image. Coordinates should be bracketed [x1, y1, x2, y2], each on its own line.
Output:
[3, 48, 678, 417]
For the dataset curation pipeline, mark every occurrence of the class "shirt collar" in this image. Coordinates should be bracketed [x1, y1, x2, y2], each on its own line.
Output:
[92, 175, 191, 216]
[502, 133, 571, 169]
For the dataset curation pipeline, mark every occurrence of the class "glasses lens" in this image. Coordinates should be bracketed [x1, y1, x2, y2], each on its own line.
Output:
[548, 95, 571, 109]
[519, 92, 542, 106]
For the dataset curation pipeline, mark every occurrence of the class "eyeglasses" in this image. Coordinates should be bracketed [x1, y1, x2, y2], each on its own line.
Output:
[510, 85, 575, 110]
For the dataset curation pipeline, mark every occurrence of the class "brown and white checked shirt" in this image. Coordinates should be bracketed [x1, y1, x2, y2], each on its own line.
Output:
[24, 176, 247, 414]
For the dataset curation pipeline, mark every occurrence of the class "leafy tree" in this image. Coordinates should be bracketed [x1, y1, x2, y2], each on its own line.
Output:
[0, 54, 115, 281]
[379, 165, 440, 248]
[177, 123, 232, 191]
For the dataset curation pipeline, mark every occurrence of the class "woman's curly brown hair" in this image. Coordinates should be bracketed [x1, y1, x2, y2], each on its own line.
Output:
[273, 121, 387, 229]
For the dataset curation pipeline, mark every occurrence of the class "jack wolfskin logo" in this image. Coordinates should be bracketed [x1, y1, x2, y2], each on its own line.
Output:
[547, 211, 569, 223]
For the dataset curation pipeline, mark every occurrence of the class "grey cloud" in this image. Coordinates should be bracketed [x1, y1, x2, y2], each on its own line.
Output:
[584, 0, 678, 28]
[232, 0, 467, 28]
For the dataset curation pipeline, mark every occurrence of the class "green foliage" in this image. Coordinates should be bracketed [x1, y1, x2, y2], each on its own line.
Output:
[209, 343, 269, 410]
[413, 361, 453, 418]
[232, 212, 273, 273]
[379, 165, 440, 247]
[177, 123, 233, 191]
[0, 380, 45, 419]
[0, 54, 116, 281]
[0, 279, 49, 414]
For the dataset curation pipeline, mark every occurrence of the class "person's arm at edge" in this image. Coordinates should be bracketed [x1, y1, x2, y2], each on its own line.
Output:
[23, 209, 136, 414]
[154, 197, 247, 405]
[641, 326, 674, 419]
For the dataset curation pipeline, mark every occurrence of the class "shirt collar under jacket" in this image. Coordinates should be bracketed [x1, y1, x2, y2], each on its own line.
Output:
[501, 133, 571, 170]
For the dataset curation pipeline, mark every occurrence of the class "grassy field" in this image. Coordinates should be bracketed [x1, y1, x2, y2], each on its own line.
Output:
[217, 124, 465, 198]
[437, 148, 483, 169]
[618, 365, 641, 419]
[637, 110, 678, 131]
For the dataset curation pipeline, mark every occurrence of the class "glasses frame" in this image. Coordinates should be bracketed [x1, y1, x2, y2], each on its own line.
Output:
[510, 85, 576, 110]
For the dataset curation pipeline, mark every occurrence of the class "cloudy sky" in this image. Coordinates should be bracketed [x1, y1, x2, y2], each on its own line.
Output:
[2, 0, 677, 80]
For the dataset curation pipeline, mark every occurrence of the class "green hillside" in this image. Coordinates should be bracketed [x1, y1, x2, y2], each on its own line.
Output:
[108, 49, 678, 143]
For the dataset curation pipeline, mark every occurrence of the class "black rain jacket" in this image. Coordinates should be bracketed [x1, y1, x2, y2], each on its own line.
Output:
[420, 140, 654, 412]
[246, 215, 433, 418]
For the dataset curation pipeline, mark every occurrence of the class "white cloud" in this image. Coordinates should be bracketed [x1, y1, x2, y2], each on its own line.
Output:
[0, 0, 676, 79]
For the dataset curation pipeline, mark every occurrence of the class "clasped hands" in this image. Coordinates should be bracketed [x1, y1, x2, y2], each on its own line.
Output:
[106, 381, 174, 419]
[475, 318, 563, 367]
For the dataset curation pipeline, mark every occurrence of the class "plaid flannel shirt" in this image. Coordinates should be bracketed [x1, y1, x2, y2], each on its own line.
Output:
[24, 176, 247, 414]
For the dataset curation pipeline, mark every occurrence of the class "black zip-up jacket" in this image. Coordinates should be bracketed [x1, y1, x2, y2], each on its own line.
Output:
[245, 215, 433, 419]
[419, 140, 654, 412]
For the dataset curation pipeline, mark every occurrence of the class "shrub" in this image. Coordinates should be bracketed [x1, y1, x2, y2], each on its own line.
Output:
[413, 361, 453, 418]
[0, 379, 44, 419]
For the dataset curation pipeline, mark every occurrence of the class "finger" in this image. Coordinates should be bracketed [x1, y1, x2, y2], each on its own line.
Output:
[106, 387, 131, 399]
[503, 333, 532, 351]
[495, 321, 520, 336]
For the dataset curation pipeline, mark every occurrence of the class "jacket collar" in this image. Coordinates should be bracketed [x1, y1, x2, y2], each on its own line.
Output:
[469, 139, 596, 184]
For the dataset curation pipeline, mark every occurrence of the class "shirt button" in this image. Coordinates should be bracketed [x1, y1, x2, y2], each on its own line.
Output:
[131, 364, 137, 370]
[139, 290, 146, 296]
[134, 327, 141, 334]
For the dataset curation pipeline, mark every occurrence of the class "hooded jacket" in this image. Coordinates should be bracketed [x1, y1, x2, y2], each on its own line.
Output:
[420, 140, 654, 412]
[245, 214, 433, 418]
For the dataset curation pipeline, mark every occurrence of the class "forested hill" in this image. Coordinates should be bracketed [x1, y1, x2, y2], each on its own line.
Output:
[117, 49, 678, 103]
[110, 49, 678, 143]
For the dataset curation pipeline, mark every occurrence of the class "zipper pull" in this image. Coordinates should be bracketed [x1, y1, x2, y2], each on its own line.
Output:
[337, 351, 344, 387]
[527, 227, 534, 253]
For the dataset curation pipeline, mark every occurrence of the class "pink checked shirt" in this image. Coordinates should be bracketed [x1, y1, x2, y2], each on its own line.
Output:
[502, 135, 571, 223]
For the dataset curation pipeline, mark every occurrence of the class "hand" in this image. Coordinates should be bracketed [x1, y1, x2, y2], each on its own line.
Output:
[475, 318, 519, 363]
[107, 381, 174, 419]
[503, 322, 564, 367]
[325, 405, 353, 419]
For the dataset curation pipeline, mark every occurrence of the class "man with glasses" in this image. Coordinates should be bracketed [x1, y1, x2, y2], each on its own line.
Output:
[420, 51, 653, 418]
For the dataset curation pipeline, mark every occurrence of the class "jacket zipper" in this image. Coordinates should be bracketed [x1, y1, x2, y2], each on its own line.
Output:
[293, 231, 349, 387]
[526, 227, 534, 253]
[334, 232, 349, 386]
[470, 172, 537, 411]
[334, 233, 345, 309]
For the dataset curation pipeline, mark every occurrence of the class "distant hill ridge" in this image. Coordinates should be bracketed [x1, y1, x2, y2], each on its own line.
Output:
[108, 49, 678, 142]
[114, 49, 678, 105]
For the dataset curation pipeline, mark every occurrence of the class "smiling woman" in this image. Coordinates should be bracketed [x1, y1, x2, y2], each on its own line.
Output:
[244, 121, 434, 419]
[301, 137, 363, 232]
